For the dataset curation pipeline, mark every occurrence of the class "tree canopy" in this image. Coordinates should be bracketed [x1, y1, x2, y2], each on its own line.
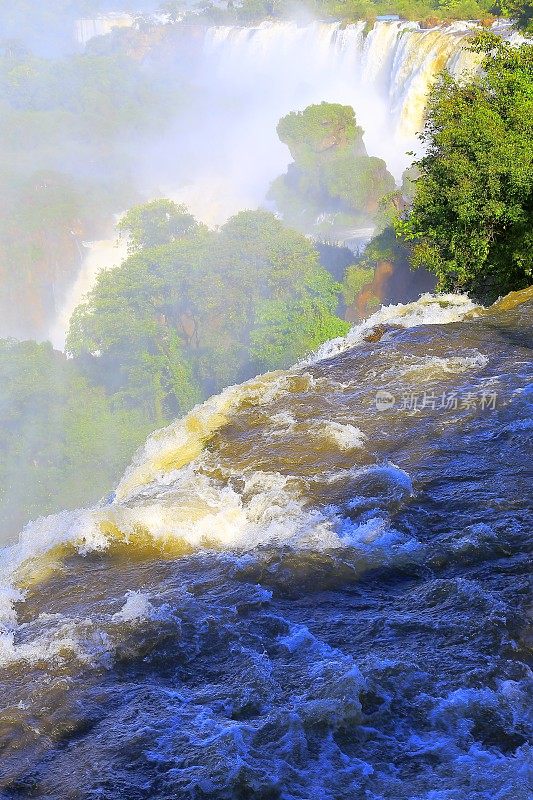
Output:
[269, 102, 395, 235]
[67, 204, 349, 416]
[397, 34, 533, 304]
[117, 199, 197, 253]
[494, 1, 533, 34]
[0, 33, 180, 338]
[0, 204, 353, 535]
[0, 338, 152, 538]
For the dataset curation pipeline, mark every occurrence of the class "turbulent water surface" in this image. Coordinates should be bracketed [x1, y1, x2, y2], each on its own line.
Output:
[1, 292, 532, 798]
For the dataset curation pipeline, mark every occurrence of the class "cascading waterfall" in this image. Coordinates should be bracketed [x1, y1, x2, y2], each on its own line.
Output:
[50, 19, 509, 350]
[2, 15, 531, 796]
[50, 20, 482, 348]
[146, 19, 491, 231]
[202, 20, 482, 174]
[48, 237, 128, 351]
[75, 13, 135, 46]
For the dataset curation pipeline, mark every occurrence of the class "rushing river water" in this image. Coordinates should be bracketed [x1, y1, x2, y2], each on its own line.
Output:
[1, 290, 532, 798]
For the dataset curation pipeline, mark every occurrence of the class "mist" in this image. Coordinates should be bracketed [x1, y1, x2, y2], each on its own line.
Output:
[0, 5, 481, 344]
[0, 2, 487, 542]
[0, 6, 530, 795]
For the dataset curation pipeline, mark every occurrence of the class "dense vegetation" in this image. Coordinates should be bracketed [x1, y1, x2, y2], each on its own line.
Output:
[0, 2, 158, 53]
[0, 339, 152, 536]
[197, 0, 531, 28]
[67, 204, 348, 414]
[1, 6, 531, 538]
[10, 0, 524, 33]
[398, 33, 533, 303]
[0, 20, 179, 339]
[269, 102, 396, 236]
[0, 2, 528, 337]
[497, 0, 533, 33]
[0, 206, 350, 537]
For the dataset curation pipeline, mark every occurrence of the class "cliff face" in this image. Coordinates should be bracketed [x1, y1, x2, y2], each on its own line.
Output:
[269, 103, 396, 235]
[0, 234, 82, 340]
[0, 165, 130, 341]
[345, 260, 395, 322]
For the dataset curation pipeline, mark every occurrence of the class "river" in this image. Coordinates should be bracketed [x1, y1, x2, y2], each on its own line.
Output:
[1, 289, 531, 798]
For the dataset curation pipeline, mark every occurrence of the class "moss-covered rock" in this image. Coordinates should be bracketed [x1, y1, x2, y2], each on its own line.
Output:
[269, 102, 395, 235]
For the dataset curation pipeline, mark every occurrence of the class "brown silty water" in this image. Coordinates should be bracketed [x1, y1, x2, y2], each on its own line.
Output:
[0, 290, 531, 799]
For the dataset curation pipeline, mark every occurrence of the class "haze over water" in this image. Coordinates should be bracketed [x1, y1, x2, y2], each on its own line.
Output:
[50, 17, 483, 347]
[0, 8, 531, 800]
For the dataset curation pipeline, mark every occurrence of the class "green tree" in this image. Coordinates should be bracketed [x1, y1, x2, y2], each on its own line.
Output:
[159, 1, 187, 23]
[397, 34, 533, 304]
[117, 199, 198, 253]
[495, 1, 533, 34]
[251, 291, 349, 369]
[68, 204, 347, 403]
[67, 238, 205, 422]
[342, 265, 375, 307]
[270, 102, 395, 234]
[0, 37, 181, 339]
[0, 339, 152, 540]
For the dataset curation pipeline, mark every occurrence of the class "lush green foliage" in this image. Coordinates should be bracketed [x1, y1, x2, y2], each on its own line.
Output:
[398, 34, 533, 303]
[198, 0, 531, 30]
[117, 199, 197, 253]
[493, 0, 533, 33]
[342, 265, 375, 306]
[67, 204, 349, 414]
[199, 0, 500, 26]
[0, 204, 350, 535]
[0, 2, 154, 49]
[269, 103, 395, 235]
[3, 4, 528, 539]
[277, 103, 364, 167]
[0, 339, 152, 538]
[0, 32, 180, 338]
[0, 169, 127, 338]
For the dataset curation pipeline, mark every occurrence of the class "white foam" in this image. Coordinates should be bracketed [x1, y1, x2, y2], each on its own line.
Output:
[0, 293, 483, 652]
[113, 591, 158, 623]
[317, 421, 367, 450]
[0, 615, 112, 668]
[393, 351, 489, 380]
[303, 293, 479, 365]
[0, 509, 106, 643]
[0, 451, 418, 652]
[115, 370, 312, 501]
[268, 410, 297, 435]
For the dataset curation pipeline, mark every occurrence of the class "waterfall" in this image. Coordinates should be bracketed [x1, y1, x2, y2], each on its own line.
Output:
[53, 19, 500, 350]
[75, 13, 135, 46]
[202, 20, 482, 176]
[48, 237, 128, 351]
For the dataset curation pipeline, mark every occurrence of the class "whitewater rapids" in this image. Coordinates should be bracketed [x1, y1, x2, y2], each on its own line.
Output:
[1, 290, 532, 798]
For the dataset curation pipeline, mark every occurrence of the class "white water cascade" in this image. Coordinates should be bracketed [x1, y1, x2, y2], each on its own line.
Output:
[49, 237, 128, 351]
[164, 19, 486, 223]
[200, 20, 482, 174]
[75, 13, 135, 46]
[53, 19, 510, 349]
